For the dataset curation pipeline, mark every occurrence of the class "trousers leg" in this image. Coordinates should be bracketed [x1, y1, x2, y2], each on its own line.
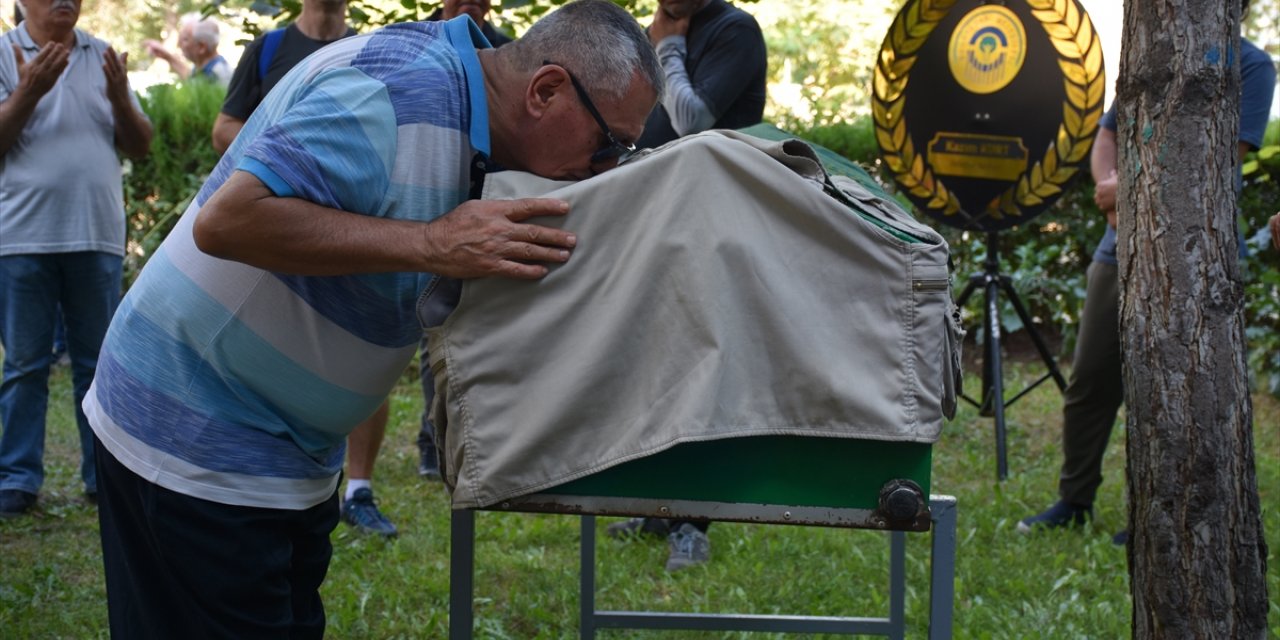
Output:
[96, 440, 339, 640]
[1057, 262, 1125, 507]
[0, 255, 59, 494]
[59, 252, 123, 493]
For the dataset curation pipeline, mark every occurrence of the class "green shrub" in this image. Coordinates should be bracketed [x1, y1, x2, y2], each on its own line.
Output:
[123, 80, 224, 288]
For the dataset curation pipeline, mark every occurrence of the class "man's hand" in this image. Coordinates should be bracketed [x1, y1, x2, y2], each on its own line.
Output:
[1270, 212, 1280, 251]
[649, 6, 690, 45]
[422, 199, 576, 280]
[1094, 170, 1117, 228]
[143, 40, 176, 64]
[101, 47, 132, 107]
[13, 43, 69, 100]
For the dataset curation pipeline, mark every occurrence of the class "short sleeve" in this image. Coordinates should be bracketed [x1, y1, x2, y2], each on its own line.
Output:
[236, 67, 396, 217]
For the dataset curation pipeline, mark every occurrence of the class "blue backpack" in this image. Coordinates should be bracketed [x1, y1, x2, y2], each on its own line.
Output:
[257, 28, 287, 80]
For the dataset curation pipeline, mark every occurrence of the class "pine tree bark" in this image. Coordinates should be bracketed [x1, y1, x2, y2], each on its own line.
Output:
[1115, 1, 1269, 637]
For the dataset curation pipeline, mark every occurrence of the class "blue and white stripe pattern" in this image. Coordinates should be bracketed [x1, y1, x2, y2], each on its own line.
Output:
[84, 17, 493, 510]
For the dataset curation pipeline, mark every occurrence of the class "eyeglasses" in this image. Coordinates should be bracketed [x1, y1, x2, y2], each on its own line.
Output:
[544, 60, 637, 164]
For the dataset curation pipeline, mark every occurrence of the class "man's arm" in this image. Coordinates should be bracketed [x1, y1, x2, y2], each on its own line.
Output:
[1090, 125, 1118, 227]
[211, 112, 243, 155]
[194, 171, 578, 280]
[102, 48, 152, 159]
[650, 14, 765, 136]
[648, 10, 713, 136]
[0, 43, 69, 156]
[144, 40, 192, 80]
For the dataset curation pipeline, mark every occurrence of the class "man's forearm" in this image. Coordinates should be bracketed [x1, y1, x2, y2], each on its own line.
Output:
[195, 171, 577, 281]
[194, 171, 434, 276]
[1089, 127, 1117, 184]
[0, 88, 41, 156]
[112, 99, 153, 159]
[655, 37, 715, 136]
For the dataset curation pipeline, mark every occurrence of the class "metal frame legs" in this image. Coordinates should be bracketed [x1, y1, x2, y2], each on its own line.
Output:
[449, 495, 958, 639]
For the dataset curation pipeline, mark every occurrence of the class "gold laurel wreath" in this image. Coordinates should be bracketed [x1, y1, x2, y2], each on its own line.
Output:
[872, 0, 1106, 221]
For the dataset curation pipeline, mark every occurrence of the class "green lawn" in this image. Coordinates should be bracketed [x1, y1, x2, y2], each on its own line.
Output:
[2, 362, 1277, 638]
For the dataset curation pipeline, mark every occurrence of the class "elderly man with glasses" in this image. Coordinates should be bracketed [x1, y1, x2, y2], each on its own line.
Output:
[83, 1, 662, 636]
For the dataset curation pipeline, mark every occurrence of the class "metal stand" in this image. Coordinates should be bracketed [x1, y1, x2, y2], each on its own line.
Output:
[954, 231, 1067, 479]
[448, 496, 958, 639]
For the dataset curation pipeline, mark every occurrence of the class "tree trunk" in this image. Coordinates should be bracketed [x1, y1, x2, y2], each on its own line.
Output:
[1115, 1, 1269, 638]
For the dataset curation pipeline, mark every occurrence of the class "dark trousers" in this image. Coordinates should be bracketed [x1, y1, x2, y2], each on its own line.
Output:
[95, 438, 339, 639]
[1058, 262, 1125, 507]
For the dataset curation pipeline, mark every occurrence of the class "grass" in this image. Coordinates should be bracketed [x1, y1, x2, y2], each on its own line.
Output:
[1, 360, 1278, 639]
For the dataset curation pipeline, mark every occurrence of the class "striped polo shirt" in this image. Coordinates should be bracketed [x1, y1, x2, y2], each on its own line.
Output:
[84, 17, 493, 510]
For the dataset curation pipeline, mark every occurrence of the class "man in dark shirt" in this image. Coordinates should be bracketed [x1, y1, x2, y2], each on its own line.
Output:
[635, 0, 766, 149]
[429, 0, 512, 47]
[211, 0, 355, 154]
[607, 0, 767, 571]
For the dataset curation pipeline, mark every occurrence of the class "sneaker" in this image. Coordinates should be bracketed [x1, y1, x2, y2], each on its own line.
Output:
[418, 447, 441, 480]
[1111, 529, 1129, 546]
[665, 523, 710, 572]
[1016, 500, 1092, 533]
[605, 517, 670, 540]
[0, 489, 37, 518]
[341, 488, 398, 537]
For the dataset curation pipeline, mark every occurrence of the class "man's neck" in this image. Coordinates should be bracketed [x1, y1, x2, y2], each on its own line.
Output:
[296, 3, 350, 41]
[26, 22, 76, 48]
[478, 50, 519, 169]
[193, 51, 217, 69]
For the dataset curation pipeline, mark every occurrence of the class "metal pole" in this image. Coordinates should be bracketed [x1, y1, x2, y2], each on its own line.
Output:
[580, 515, 597, 640]
[449, 509, 476, 640]
[928, 496, 958, 640]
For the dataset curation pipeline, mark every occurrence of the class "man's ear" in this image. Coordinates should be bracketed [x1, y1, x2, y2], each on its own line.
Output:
[526, 65, 568, 120]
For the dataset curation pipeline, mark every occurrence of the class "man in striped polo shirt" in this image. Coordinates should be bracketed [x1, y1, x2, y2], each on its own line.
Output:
[83, 1, 663, 635]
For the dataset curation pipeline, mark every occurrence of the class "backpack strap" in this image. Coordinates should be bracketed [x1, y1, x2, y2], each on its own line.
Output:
[257, 28, 287, 80]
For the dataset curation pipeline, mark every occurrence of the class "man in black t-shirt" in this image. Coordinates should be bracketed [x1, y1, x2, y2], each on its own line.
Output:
[608, 0, 767, 571]
[635, 0, 766, 149]
[211, 0, 356, 155]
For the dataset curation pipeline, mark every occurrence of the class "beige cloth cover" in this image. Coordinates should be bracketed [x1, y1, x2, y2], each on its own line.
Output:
[427, 131, 962, 509]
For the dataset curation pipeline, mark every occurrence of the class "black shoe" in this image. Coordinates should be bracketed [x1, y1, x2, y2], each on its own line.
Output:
[341, 488, 398, 538]
[605, 517, 671, 540]
[418, 448, 441, 480]
[665, 523, 711, 572]
[1016, 500, 1092, 533]
[0, 489, 37, 518]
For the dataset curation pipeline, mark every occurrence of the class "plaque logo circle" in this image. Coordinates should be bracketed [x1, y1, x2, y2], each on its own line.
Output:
[948, 5, 1026, 95]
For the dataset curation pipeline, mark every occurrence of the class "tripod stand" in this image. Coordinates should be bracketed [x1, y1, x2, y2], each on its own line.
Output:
[955, 231, 1068, 480]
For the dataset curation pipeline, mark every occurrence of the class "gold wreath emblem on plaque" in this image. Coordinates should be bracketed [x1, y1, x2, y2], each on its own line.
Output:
[872, 0, 1106, 221]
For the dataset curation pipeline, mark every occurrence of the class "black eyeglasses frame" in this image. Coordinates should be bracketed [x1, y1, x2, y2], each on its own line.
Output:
[544, 60, 637, 164]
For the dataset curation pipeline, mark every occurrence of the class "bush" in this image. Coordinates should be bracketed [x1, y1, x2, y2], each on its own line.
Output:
[800, 116, 1280, 394]
[123, 80, 224, 288]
